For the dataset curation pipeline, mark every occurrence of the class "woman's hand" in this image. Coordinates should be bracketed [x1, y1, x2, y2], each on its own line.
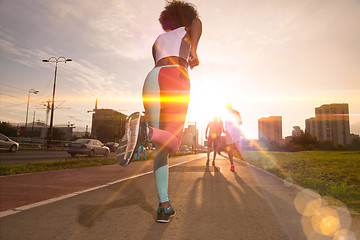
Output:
[189, 50, 199, 69]
[189, 18, 202, 70]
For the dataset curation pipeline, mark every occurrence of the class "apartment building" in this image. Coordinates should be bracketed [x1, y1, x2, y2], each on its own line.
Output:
[181, 124, 198, 150]
[258, 116, 282, 144]
[305, 103, 351, 145]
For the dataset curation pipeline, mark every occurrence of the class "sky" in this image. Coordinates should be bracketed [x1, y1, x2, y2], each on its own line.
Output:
[0, 0, 359, 140]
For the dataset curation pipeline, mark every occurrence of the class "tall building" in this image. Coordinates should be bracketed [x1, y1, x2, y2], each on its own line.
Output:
[181, 124, 198, 150]
[91, 109, 127, 143]
[305, 117, 316, 138]
[305, 103, 351, 145]
[258, 116, 282, 143]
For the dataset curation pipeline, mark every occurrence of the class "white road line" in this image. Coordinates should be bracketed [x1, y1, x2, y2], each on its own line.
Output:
[0, 155, 204, 218]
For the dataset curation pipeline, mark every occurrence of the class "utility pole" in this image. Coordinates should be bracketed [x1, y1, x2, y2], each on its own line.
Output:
[42, 56, 72, 147]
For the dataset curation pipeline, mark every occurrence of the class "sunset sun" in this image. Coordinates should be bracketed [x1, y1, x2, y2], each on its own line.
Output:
[189, 82, 229, 126]
[187, 78, 258, 139]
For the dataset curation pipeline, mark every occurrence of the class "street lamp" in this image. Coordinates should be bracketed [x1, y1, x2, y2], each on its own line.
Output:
[42, 56, 72, 145]
[25, 89, 39, 136]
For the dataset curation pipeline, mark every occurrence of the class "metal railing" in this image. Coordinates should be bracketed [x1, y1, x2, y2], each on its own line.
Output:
[12, 137, 72, 149]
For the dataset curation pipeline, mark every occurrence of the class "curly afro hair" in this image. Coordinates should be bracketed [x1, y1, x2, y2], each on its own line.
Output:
[159, 0, 199, 31]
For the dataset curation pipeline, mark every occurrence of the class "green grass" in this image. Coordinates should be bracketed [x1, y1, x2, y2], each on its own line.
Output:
[0, 157, 117, 176]
[0, 151, 195, 176]
[242, 151, 360, 213]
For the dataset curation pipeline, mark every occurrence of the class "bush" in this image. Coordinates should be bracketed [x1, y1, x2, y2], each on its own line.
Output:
[289, 131, 317, 150]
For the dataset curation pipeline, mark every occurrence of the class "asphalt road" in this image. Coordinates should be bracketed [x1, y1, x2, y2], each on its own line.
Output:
[0, 154, 359, 240]
[0, 150, 116, 165]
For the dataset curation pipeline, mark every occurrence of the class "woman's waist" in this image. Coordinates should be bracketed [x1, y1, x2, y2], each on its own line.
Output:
[155, 57, 188, 69]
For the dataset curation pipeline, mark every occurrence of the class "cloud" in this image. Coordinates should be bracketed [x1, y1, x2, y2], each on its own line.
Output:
[83, 1, 158, 60]
[0, 27, 129, 94]
[29, 0, 159, 60]
[0, 31, 57, 68]
[0, 34, 22, 56]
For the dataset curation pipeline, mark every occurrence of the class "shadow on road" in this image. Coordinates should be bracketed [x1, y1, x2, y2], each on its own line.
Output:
[76, 181, 154, 228]
[74, 157, 306, 239]
[177, 159, 305, 239]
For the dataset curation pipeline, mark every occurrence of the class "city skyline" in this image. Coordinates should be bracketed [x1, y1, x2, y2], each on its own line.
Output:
[1, 0, 360, 139]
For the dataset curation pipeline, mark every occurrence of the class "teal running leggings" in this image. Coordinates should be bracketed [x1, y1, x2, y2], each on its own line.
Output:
[142, 65, 190, 203]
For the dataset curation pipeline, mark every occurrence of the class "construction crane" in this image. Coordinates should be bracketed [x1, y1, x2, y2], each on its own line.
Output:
[37, 100, 70, 126]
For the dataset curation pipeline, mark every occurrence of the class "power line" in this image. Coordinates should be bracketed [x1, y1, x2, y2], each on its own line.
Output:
[0, 102, 27, 109]
[0, 94, 47, 109]
[0, 88, 26, 96]
[0, 92, 24, 100]
[0, 82, 28, 94]
[0, 82, 52, 101]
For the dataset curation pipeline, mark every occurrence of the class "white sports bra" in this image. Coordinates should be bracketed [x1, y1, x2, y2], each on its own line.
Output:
[153, 27, 191, 63]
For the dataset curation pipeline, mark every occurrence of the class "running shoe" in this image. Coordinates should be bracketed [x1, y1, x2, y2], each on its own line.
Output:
[156, 201, 176, 223]
[230, 165, 235, 171]
[212, 161, 215, 166]
[117, 112, 142, 166]
[139, 114, 149, 145]
[206, 159, 210, 166]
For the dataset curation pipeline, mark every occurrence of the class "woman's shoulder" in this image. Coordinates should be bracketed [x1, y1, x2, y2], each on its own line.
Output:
[159, 26, 187, 36]
[155, 27, 189, 44]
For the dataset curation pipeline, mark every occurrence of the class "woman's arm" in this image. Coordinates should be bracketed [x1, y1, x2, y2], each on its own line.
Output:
[189, 18, 202, 69]
[205, 123, 210, 139]
[152, 43, 157, 64]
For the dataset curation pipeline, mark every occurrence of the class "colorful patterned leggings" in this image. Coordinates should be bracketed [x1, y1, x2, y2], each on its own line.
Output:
[142, 65, 190, 203]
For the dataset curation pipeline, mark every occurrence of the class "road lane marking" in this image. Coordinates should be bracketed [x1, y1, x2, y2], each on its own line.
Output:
[0, 155, 205, 218]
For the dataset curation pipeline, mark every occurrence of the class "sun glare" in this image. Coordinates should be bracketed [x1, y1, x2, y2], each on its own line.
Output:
[189, 84, 229, 125]
[187, 79, 259, 139]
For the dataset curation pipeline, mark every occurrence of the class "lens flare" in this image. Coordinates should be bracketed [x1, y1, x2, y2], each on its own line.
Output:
[248, 141, 278, 170]
[284, 177, 294, 187]
[333, 229, 357, 240]
[311, 207, 340, 236]
[294, 189, 323, 217]
[295, 189, 355, 240]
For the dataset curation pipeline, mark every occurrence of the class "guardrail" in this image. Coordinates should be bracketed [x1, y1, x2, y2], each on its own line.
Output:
[11, 137, 72, 149]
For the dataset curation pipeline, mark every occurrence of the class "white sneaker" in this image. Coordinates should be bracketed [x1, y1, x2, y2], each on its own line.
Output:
[117, 112, 141, 166]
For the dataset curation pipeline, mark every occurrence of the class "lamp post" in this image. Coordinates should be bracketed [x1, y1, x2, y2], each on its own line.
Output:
[42, 56, 72, 145]
[25, 89, 39, 136]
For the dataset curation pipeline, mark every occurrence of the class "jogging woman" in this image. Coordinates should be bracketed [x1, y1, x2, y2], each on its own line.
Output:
[119, 1, 202, 223]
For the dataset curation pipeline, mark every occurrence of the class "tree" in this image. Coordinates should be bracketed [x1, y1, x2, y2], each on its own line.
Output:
[286, 130, 318, 151]
[350, 136, 360, 150]
[0, 122, 17, 137]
